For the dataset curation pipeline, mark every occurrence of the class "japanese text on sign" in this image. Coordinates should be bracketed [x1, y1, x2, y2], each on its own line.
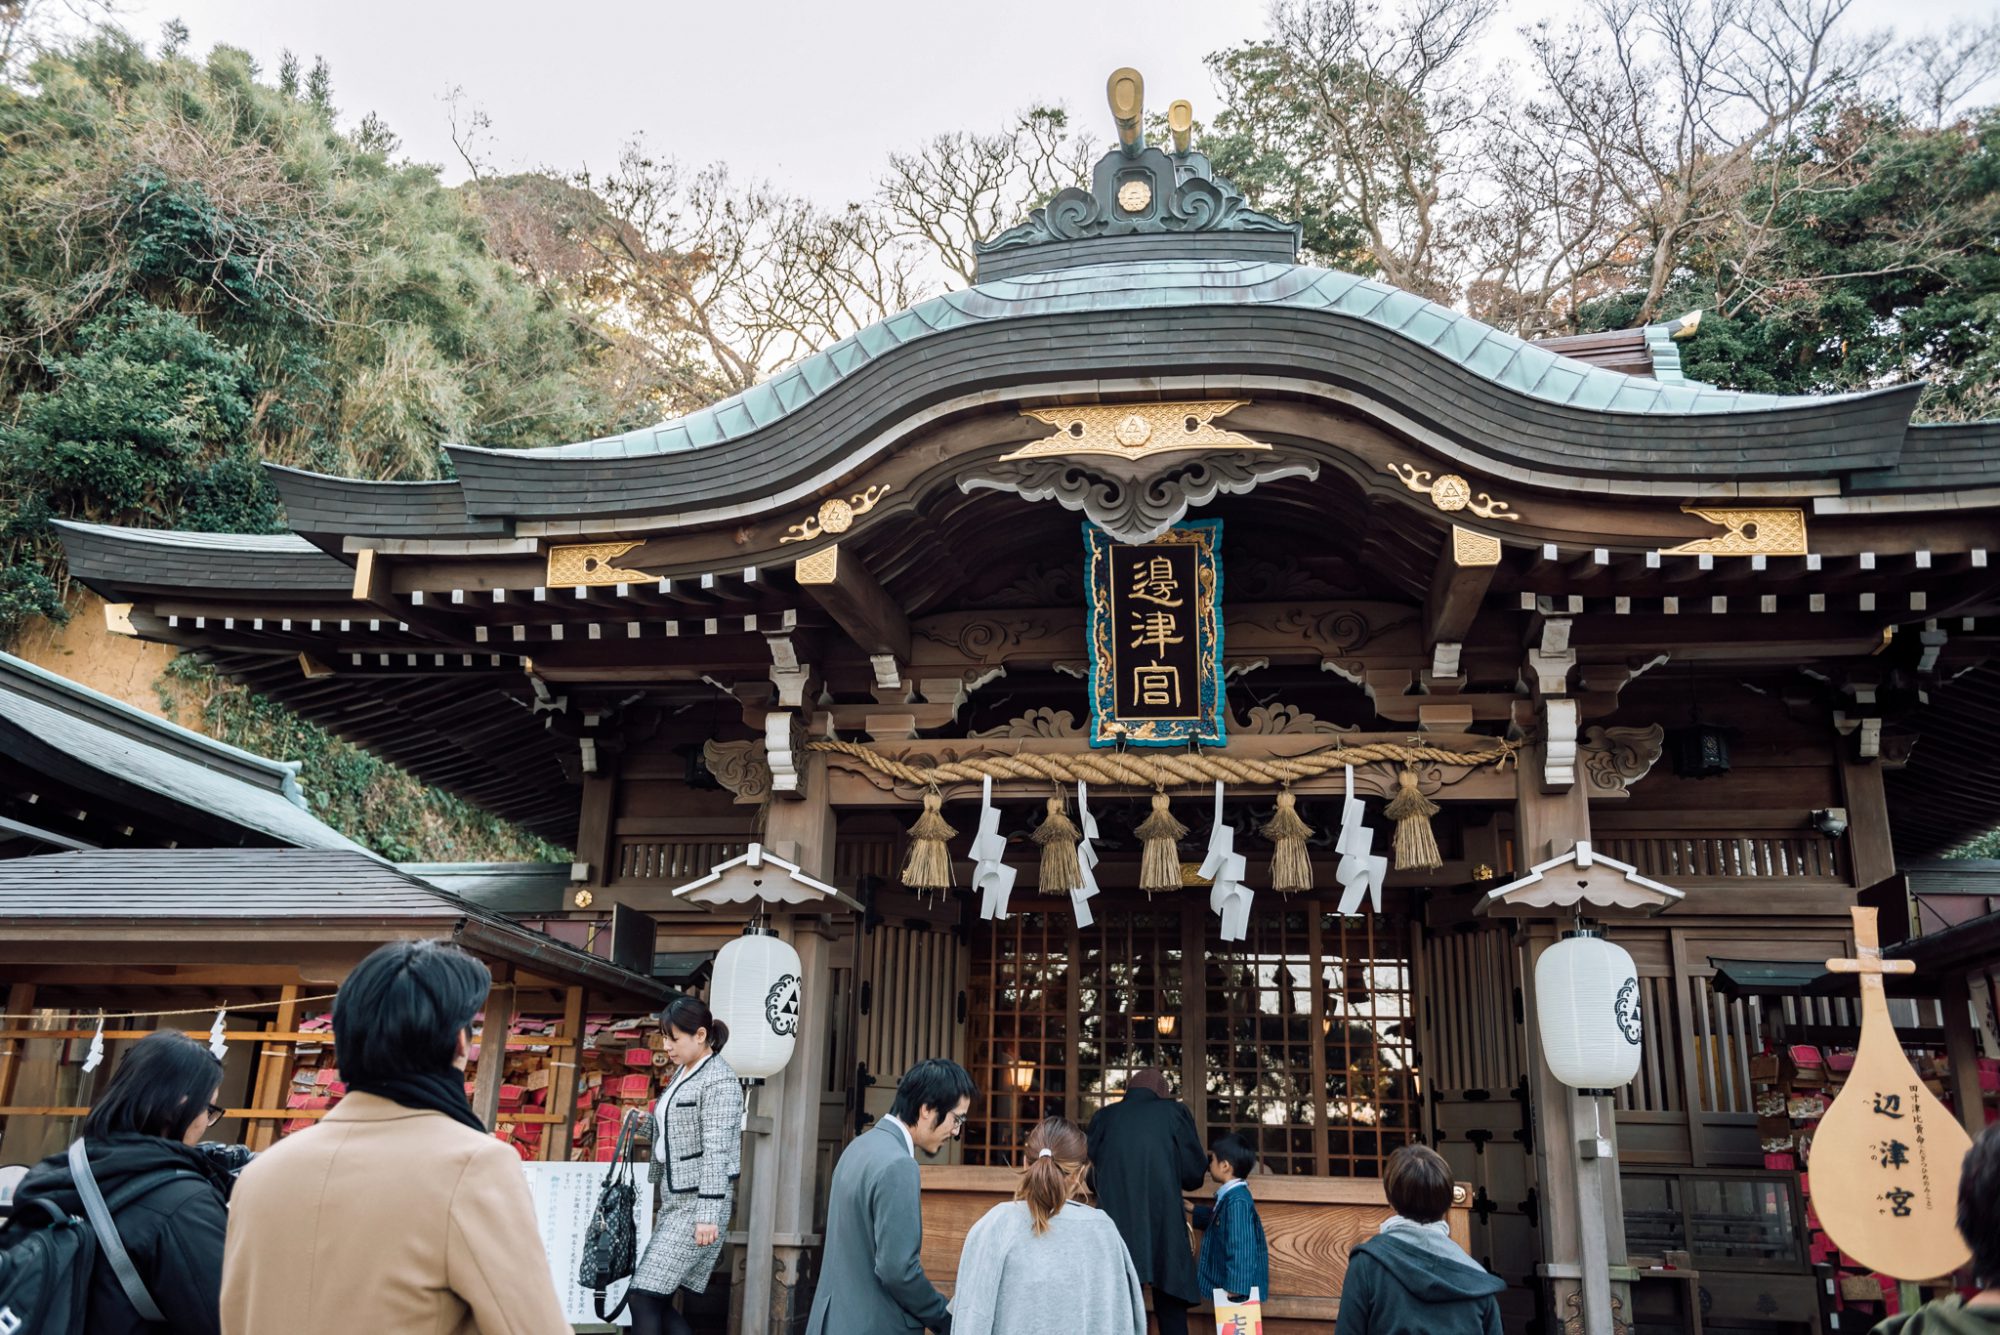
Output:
[1084, 520, 1224, 747]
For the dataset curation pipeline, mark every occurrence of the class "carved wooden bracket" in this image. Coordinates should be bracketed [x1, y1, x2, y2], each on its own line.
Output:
[701, 739, 772, 806]
[1580, 724, 1665, 800]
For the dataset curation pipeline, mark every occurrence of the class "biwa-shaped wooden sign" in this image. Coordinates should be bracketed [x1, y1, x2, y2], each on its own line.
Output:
[1807, 908, 1973, 1280]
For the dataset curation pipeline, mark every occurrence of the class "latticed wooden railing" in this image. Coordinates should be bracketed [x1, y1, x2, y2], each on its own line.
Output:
[613, 838, 748, 882]
[1593, 832, 1841, 880]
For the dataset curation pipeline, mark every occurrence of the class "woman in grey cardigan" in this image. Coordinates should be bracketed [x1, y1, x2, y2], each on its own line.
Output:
[631, 995, 744, 1335]
[949, 1116, 1146, 1335]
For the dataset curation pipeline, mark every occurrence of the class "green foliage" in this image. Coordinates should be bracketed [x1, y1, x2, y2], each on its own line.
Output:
[1201, 42, 1375, 274]
[1577, 105, 2000, 417]
[0, 25, 640, 856]
[156, 657, 567, 864]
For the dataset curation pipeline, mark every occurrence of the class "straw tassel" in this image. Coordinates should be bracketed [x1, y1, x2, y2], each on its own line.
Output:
[901, 788, 956, 890]
[1135, 789, 1188, 897]
[1034, 795, 1083, 894]
[1384, 766, 1443, 872]
[1261, 787, 1315, 893]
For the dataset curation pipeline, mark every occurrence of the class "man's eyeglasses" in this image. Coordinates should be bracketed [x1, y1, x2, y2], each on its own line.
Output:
[947, 1111, 968, 1130]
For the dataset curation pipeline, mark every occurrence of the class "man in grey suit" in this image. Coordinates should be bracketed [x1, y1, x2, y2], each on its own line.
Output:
[806, 1058, 976, 1335]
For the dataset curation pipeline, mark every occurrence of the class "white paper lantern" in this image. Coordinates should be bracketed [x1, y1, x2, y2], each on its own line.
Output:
[1535, 930, 1643, 1091]
[710, 929, 802, 1080]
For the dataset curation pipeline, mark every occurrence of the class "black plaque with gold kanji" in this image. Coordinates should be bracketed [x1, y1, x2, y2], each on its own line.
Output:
[1084, 519, 1223, 746]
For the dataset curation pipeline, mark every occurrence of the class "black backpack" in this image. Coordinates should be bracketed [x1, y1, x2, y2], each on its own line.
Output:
[0, 1140, 199, 1334]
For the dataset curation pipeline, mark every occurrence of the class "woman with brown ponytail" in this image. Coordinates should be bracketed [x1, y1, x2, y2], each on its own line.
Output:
[947, 1116, 1146, 1335]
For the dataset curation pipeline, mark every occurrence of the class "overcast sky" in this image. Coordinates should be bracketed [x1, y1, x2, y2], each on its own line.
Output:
[111, 0, 1998, 206]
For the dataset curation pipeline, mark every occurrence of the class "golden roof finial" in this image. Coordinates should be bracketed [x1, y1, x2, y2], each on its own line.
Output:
[1108, 67, 1145, 156]
[1167, 99, 1193, 154]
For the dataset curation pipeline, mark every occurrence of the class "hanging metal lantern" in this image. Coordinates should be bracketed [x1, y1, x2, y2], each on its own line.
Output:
[1668, 723, 1732, 778]
[1535, 930, 1643, 1092]
[709, 926, 801, 1080]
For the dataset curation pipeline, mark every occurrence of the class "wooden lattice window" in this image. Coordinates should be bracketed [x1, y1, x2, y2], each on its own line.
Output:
[1319, 911, 1420, 1176]
[965, 903, 1418, 1177]
[1204, 908, 1318, 1175]
[963, 912, 1069, 1166]
[1076, 911, 1186, 1121]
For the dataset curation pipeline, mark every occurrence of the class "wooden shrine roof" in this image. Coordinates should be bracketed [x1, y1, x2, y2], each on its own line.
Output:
[0, 847, 667, 1002]
[0, 651, 363, 855]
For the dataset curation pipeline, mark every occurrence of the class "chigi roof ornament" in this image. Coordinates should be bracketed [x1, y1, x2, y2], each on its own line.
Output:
[975, 67, 1299, 262]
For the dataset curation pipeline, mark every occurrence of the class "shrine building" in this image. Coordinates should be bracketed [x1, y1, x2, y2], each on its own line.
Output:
[45, 70, 2000, 1335]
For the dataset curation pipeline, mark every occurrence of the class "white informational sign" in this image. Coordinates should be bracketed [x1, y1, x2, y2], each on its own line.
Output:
[522, 1161, 653, 1328]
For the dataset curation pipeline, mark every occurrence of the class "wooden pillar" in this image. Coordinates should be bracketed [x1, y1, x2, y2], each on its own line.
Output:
[1839, 754, 1896, 891]
[742, 753, 838, 1335]
[246, 985, 301, 1151]
[0, 983, 36, 1137]
[471, 983, 516, 1131]
[1515, 739, 1627, 1335]
[542, 986, 587, 1162]
[1944, 974, 1988, 1138]
[576, 772, 618, 888]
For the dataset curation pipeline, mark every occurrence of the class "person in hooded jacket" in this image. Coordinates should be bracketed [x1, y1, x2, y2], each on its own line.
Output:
[1337, 1143, 1503, 1335]
[9, 1029, 235, 1335]
[1876, 1122, 2000, 1335]
[1084, 1068, 1207, 1335]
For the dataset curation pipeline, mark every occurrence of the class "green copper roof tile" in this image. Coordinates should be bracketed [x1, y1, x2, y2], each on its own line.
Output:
[1372, 289, 1432, 331]
[796, 352, 840, 395]
[1500, 345, 1562, 394]
[681, 411, 725, 449]
[855, 321, 898, 358]
[1302, 271, 1364, 305]
[770, 370, 808, 415]
[1435, 317, 1492, 363]
[1654, 383, 1704, 413]
[1609, 383, 1666, 412]
[1537, 363, 1589, 405]
[1462, 335, 1521, 380]
[1398, 306, 1456, 349]
[1334, 280, 1397, 319]
[1565, 373, 1625, 411]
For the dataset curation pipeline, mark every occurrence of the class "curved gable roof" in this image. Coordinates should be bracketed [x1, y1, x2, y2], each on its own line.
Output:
[434, 259, 1918, 523]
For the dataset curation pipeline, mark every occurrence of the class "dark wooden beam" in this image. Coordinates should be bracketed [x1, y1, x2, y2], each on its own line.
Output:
[794, 545, 912, 663]
[1425, 527, 1501, 650]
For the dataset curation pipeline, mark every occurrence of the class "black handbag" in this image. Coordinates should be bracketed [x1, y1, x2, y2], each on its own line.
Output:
[578, 1107, 648, 1321]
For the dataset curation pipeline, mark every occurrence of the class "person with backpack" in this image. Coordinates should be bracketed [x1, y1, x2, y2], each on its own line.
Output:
[2, 1028, 235, 1334]
[219, 939, 568, 1335]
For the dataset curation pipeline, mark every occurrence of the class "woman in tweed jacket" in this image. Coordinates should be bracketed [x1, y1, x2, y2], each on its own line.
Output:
[630, 995, 744, 1335]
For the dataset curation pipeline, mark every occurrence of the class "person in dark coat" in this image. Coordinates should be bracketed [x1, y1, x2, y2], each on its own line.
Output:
[1337, 1144, 1503, 1335]
[9, 1030, 234, 1335]
[1085, 1068, 1207, 1335]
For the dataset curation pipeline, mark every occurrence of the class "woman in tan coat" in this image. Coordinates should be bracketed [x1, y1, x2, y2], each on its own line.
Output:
[219, 940, 569, 1335]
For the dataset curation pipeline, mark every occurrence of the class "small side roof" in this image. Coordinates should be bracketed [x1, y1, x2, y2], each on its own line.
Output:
[0, 847, 666, 1004]
[0, 651, 363, 852]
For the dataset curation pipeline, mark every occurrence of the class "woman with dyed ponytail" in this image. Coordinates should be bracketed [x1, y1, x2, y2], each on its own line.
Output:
[947, 1116, 1146, 1335]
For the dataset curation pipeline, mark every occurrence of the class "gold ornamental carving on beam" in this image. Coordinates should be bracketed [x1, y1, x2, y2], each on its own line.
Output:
[1386, 462, 1521, 521]
[1662, 507, 1808, 557]
[1001, 401, 1266, 463]
[1451, 525, 1502, 567]
[547, 541, 649, 588]
[778, 485, 892, 545]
